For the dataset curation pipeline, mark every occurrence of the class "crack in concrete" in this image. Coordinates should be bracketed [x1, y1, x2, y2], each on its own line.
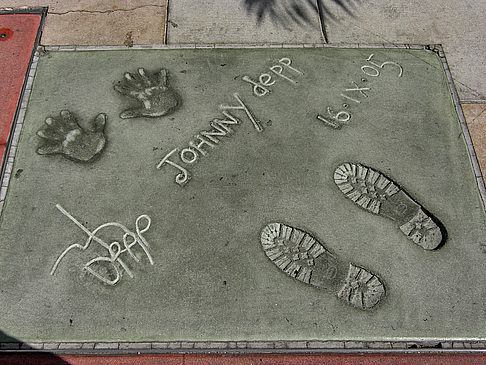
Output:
[471, 108, 486, 123]
[453, 78, 486, 101]
[49, 4, 164, 16]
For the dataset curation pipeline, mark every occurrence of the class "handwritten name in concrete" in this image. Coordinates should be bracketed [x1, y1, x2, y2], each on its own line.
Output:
[242, 57, 304, 97]
[157, 93, 261, 186]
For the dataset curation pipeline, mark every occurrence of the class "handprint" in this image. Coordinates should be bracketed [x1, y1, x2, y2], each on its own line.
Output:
[114, 68, 181, 119]
[36, 110, 107, 162]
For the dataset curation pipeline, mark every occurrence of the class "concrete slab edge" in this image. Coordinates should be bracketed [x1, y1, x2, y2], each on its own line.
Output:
[0, 7, 47, 15]
[3, 340, 486, 354]
[435, 44, 486, 211]
[40, 43, 436, 52]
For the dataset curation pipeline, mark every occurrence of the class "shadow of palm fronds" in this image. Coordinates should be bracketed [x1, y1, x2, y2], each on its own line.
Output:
[243, 0, 361, 41]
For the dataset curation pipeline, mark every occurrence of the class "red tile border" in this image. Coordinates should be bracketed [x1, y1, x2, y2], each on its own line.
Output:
[2, 354, 486, 365]
[0, 13, 41, 164]
[183, 354, 486, 365]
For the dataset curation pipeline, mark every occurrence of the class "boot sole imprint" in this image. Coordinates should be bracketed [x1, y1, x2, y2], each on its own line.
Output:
[261, 222, 385, 310]
[334, 163, 443, 250]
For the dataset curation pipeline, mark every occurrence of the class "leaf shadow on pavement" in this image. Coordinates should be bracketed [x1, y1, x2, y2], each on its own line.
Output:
[242, 0, 361, 41]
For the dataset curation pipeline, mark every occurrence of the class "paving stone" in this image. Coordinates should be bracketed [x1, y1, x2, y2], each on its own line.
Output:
[167, 342, 182, 349]
[206, 342, 228, 349]
[119, 342, 152, 350]
[308, 341, 345, 349]
[466, 123, 486, 180]
[287, 341, 307, 349]
[440, 342, 453, 349]
[390, 342, 408, 349]
[470, 341, 486, 349]
[419, 341, 441, 348]
[81, 342, 96, 349]
[0, 342, 20, 349]
[463, 104, 486, 181]
[20, 342, 43, 349]
[193, 342, 211, 349]
[58, 342, 83, 349]
[94, 342, 119, 349]
[166, 0, 323, 44]
[368, 342, 392, 349]
[152, 342, 169, 349]
[247, 342, 275, 349]
[452, 342, 465, 349]
[0, 0, 167, 45]
[463, 104, 486, 125]
[43, 343, 60, 350]
[41, 6, 166, 46]
[344, 341, 368, 349]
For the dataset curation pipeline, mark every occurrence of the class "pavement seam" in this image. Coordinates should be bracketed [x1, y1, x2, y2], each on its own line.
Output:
[315, 0, 329, 43]
[164, 0, 170, 44]
[471, 108, 486, 124]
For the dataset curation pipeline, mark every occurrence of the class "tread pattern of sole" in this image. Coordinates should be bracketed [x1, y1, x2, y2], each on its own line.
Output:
[399, 208, 442, 249]
[337, 263, 386, 310]
[261, 223, 386, 310]
[334, 162, 443, 250]
[261, 223, 332, 285]
[334, 163, 400, 215]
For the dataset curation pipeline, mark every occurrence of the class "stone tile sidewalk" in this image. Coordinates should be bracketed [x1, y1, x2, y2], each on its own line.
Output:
[0, 1, 167, 45]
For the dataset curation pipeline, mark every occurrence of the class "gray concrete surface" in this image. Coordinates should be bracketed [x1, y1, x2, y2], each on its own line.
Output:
[324, 0, 486, 102]
[0, 47, 485, 342]
[166, 0, 324, 44]
[0, 1, 167, 45]
[166, 0, 486, 102]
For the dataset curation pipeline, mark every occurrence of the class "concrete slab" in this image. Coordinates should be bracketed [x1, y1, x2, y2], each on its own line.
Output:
[0, 1, 167, 45]
[0, 46, 485, 343]
[322, 0, 486, 102]
[0, 13, 41, 165]
[166, 0, 323, 44]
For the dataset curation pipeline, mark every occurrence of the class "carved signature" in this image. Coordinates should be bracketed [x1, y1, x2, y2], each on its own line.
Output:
[50, 204, 153, 286]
